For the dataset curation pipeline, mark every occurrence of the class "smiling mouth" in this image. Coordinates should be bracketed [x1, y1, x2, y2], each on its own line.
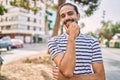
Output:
[64, 19, 75, 27]
[66, 21, 73, 27]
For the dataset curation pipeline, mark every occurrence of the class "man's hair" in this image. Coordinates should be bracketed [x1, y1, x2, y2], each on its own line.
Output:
[58, 3, 79, 14]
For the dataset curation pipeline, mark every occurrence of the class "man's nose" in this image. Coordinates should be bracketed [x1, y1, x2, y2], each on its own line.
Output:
[65, 15, 70, 20]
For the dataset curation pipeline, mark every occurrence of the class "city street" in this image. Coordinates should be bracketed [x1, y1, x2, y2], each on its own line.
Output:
[102, 48, 120, 80]
[1, 43, 48, 64]
[0, 44, 120, 80]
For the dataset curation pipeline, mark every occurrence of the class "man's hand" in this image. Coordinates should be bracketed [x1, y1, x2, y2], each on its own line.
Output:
[65, 22, 80, 39]
[53, 67, 60, 80]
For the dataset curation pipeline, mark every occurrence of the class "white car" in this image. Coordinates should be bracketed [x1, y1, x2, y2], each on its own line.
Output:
[11, 39, 24, 48]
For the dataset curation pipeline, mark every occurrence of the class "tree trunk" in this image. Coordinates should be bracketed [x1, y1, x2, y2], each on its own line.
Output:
[51, 0, 66, 37]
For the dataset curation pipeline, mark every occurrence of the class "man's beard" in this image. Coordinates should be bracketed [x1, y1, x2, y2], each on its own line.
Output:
[63, 18, 78, 27]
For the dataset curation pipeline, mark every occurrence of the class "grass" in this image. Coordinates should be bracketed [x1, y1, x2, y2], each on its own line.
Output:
[24, 56, 52, 65]
[0, 75, 9, 80]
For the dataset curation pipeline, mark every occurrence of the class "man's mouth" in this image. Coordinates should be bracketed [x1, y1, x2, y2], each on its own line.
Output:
[64, 19, 75, 27]
[66, 21, 73, 27]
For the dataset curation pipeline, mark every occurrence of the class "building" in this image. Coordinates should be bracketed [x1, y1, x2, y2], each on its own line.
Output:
[46, 8, 56, 36]
[0, 0, 45, 43]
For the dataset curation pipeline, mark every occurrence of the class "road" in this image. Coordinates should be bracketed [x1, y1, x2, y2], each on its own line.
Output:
[1, 44, 120, 80]
[102, 48, 120, 80]
[1, 43, 48, 64]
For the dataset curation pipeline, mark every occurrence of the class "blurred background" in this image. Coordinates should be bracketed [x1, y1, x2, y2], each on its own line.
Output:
[0, 0, 120, 80]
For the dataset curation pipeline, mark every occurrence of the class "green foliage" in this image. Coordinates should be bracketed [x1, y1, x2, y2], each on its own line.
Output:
[99, 21, 120, 41]
[49, 0, 101, 17]
[24, 58, 32, 63]
[0, 5, 6, 15]
[99, 21, 113, 41]
[74, 0, 101, 17]
[0, 75, 8, 80]
[24, 56, 52, 64]
[10, 0, 40, 14]
[43, 56, 52, 64]
[10, 0, 30, 9]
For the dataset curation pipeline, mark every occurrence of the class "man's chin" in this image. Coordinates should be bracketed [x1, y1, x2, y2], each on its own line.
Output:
[65, 24, 69, 28]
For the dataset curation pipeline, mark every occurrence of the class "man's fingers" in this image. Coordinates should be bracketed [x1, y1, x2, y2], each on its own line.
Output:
[52, 67, 60, 80]
[63, 25, 68, 32]
[53, 67, 59, 72]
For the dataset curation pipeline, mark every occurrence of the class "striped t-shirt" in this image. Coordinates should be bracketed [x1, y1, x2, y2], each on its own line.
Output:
[48, 33, 103, 75]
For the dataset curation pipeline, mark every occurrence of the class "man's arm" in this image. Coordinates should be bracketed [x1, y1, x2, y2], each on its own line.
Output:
[76, 62, 105, 80]
[53, 36, 76, 78]
[53, 22, 80, 78]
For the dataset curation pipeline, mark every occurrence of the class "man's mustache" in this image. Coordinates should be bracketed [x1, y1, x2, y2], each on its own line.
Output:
[64, 19, 75, 25]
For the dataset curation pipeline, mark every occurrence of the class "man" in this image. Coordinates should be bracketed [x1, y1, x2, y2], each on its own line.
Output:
[48, 3, 105, 80]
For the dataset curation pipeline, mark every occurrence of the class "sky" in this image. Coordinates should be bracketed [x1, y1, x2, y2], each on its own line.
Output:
[54, 0, 120, 33]
[79, 0, 120, 33]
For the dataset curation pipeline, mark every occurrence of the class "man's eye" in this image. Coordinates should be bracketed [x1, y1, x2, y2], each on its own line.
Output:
[61, 14, 65, 18]
[68, 11, 73, 15]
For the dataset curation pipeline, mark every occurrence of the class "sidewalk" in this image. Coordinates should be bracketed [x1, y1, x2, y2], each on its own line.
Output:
[1, 50, 48, 64]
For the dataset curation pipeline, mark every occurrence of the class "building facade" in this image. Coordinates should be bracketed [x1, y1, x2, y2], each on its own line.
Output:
[0, 0, 45, 43]
[46, 8, 56, 36]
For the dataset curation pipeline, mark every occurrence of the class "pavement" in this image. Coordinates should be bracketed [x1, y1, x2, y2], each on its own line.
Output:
[1, 49, 47, 64]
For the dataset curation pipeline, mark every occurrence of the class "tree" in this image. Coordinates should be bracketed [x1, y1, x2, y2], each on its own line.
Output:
[99, 21, 113, 41]
[10, 0, 40, 14]
[0, 4, 6, 15]
[111, 22, 120, 34]
[51, 0, 66, 37]
[51, 0, 101, 37]
[99, 21, 120, 41]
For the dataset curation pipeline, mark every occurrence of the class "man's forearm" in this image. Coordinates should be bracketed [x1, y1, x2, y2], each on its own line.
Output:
[59, 37, 76, 77]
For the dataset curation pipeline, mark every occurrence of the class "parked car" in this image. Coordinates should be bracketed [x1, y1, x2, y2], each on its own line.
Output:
[11, 39, 24, 48]
[0, 36, 12, 50]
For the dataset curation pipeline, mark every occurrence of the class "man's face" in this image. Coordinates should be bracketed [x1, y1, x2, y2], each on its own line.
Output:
[59, 5, 80, 28]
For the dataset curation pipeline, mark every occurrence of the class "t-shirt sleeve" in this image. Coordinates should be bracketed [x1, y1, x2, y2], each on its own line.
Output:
[48, 37, 63, 59]
[92, 39, 103, 62]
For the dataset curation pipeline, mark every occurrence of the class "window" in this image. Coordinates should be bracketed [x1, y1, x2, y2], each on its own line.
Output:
[6, 0, 8, 5]
[5, 17, 8, 21]
[39, 27, 41, 31]
[30, 18, 34, 22]
[6, 25, 11, 30]
[39, 20, 41, 24]
[8, 7, 19, 13]
[0, 1, 3, 4]
[34, 19, 36, 23]
[3, 18, 5, 22]
[8, 17, 13, 21]
[36, 19, 40, 24]
[34, 27, 36, 31]
[27, 26, 30, 30]
[1, 26, 3, 30]
[30, 26, 33, 30]
[18, 24, 27, 30]
[11, 25, 18, 29]
[39, 13, 42, 16]
[28, 17, 30, 21]
[36, 27, 40, 31]
[18, 15, 27, 22]
[0, 18, 1, 22]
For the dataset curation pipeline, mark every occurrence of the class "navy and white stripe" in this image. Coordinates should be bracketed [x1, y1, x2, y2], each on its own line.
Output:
[48, 33, 103, 74]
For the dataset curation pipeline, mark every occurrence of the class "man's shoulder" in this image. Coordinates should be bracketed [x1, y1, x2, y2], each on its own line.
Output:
[48, 34, 66, 42]
[80, 33, 96, 40]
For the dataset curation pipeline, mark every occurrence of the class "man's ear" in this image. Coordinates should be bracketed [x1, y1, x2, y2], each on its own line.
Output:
[77, 13, 80, 20]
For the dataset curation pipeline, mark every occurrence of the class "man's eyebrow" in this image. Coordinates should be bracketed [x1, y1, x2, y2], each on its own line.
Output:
[60, 10, 73, 14]
[67, 11, 73, 13]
